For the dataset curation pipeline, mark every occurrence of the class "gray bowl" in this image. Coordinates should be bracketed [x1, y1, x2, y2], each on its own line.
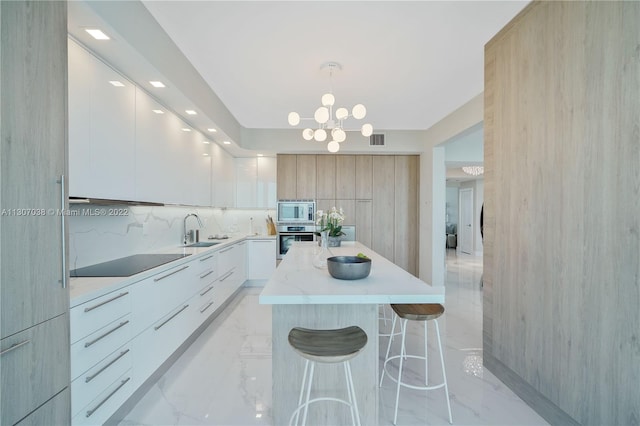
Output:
[327, 256, 372, 280]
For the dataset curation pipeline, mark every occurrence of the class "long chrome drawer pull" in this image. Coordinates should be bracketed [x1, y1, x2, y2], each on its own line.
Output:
[200, 270, 214, 279]
[85, 349, 130, 383]
[219, 270, 234, 282]
[154, 265, 189, 282]
[200, 286, 214, 297]
[86, 377, 131, 418]
[84, 292, 129, 313]
[200, 301, 214, 314]
[0, 340, 30, 356]
[199, 255, 214, 262]
[219, 247, 234, 253]
[154, 305, 189, 331]
[84, 321, 130, 348]
[57, 175, 67, 288]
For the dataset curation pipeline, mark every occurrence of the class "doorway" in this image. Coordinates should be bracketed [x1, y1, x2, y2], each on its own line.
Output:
[459, 187, 474, 254]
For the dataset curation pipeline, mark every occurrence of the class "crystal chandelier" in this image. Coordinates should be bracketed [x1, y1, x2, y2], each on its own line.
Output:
[287, 62, 373, 153]
[462, 166, 484, 176]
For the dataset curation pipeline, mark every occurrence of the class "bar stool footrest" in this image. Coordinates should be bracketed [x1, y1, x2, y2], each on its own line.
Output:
[289, 397, 356, 426]
[382, 355, 447, 391]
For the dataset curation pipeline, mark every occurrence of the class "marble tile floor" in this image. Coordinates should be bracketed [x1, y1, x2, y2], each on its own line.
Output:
[119, 251, 548, 426]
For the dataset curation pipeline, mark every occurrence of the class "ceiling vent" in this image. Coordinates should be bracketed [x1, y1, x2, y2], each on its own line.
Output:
[369, 133, 385, 146]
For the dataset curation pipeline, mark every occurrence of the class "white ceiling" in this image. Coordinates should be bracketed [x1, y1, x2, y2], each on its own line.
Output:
[140, 1, 529, 131]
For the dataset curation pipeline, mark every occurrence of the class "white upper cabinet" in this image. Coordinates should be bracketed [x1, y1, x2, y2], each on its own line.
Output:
[211, 143, 235, 208]
[257, 157, 277, 209]
[235, 158, 258, 208]
[234, 157, 276, 209]
[135, 87, 174, 203]
[68, 39, 135, 200]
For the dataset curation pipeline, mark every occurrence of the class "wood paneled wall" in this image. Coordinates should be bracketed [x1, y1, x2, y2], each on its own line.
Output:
[484, 2, 640, 425]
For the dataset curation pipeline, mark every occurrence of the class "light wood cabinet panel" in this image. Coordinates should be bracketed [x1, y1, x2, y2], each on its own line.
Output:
[336, 155, 356, 199]
[316, 155, 336, 199]
[394, 156, 419, 275]
[296, 155, 317, 199]
[355, 155, 373, 199]
[315, 199, 335, 219]
[276, 154, 297, 199]
[372, 156, 395, 260]
[336, 199, 356, 226]
[355, 200, 373, 248]
[1, 0, 69, 337]
[16, 388, 70, 426]
[1, 314, 70, 426]
[0, 3, 70, 424]
[484, 2, 640, 425]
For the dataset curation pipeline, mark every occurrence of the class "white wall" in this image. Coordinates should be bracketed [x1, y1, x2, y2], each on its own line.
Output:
[419, 93, 484, 286]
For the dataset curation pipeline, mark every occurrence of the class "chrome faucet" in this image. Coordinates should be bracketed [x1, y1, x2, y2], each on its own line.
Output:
[183, 213, 204, 244]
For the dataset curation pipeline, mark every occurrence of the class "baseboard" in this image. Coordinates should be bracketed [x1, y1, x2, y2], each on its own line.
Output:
[243, 278, 267, 287]
[484, 353, 580, 426]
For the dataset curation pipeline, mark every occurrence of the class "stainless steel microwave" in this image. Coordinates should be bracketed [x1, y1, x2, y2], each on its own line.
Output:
[276, 200, 315, 223]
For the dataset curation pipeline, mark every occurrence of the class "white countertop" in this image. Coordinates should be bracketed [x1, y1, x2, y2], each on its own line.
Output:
[69, 234, 276, 307]
[259, 241, 444, 305]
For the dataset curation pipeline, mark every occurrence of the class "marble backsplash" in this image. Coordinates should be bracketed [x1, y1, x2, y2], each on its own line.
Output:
[67, 204, 275, 269]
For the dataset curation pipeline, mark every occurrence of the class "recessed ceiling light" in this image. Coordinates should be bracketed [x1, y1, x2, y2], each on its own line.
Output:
[185, 110, 197, 115]
[223, 141, 231, 145]
[203, 140, 210, 144]
[149, 81, 165, 88]
[152, 109, 164, 114]
[85, 29, 110, 40]
[202, 153, 209, 156]
[109, 81, 125, 87]
[257, 154, 264, 157]
[207, 128, 217, 133]
[181, 128, 191, 132]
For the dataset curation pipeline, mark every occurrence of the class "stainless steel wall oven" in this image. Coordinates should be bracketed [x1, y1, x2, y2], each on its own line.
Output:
[276, 224, 316, 259]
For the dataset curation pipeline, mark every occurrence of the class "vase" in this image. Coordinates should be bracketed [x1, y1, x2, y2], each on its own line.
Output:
[313, 231, 332, 269]
[327, 236, 342, 247]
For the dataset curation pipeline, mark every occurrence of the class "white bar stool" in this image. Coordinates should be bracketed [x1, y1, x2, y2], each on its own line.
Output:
[380, 304, 453, 425]
[288, 325, 368, 426]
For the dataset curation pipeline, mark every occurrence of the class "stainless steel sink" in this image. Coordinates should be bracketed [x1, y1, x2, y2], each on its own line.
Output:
[184, 241, 220, 248]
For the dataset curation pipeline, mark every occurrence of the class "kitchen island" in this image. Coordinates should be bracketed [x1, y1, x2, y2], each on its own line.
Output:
[259, 241, 444, 426]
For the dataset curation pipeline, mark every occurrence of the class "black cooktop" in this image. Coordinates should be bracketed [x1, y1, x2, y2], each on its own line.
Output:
[70, 253, 191, 278]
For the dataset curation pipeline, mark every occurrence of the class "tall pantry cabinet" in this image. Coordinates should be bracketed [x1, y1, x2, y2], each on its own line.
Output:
[1, 2, 71, 425]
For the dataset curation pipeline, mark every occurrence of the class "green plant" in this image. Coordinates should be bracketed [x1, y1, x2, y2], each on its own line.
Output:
[316, 206, 345, 237]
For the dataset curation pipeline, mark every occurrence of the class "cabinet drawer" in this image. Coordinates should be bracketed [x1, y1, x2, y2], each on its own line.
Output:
[71, 344, 132, 418]
[72, 370, 133, 426]
[131, 262, 193, 335]
[71, 314, 132, 380]
[70, 290, 131, 344]
[132, 302, 193, 387]
[195, 251, 217, 274]
[1, 315, 69, 426]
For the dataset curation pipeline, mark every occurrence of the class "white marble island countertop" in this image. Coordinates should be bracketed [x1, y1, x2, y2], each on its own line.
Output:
[259, 241, 444, 305]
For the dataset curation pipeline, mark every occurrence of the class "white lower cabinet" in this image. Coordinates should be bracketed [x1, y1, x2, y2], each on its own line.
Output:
[70, 242, 247, 425]
[131, 262, 194, 336]
[72, 370, 133, 426]
[71, 344, 132, 418]
[247, 239, 276, 280]
[131, 302, 193, 388]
